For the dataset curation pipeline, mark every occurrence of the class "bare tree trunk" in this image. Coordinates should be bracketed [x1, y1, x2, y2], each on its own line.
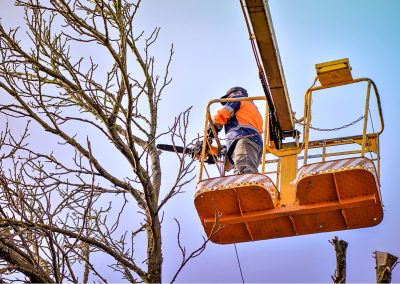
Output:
[374, 251, 398, 283]
[330, 236, 348, 283]
[147, 215, 162, 283]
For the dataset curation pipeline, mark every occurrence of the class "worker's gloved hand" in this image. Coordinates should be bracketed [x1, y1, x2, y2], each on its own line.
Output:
[204, 154, 216, 164]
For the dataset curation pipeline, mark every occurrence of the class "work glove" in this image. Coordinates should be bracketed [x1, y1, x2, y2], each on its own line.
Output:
[204, 154, 216, 164]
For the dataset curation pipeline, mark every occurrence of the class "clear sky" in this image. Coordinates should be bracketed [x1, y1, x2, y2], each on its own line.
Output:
[150, 0, 400, 282]
[1, 0, 400, 283]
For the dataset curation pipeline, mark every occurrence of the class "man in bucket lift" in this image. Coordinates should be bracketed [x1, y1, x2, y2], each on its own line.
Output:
[208, 87, 263, 174]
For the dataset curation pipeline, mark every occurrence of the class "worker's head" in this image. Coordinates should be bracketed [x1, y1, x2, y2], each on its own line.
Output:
[220, 87, 248, 105]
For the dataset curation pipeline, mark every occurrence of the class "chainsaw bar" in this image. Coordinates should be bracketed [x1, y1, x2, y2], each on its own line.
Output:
[156, 144, 194, 155]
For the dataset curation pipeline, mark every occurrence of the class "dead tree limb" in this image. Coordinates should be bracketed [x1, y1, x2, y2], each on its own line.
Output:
[374, 251, 399, 283]
[330, 236, 348, 283]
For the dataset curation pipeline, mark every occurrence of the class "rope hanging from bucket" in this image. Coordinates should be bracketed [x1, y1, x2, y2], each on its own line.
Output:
[234, 243, 245, 283]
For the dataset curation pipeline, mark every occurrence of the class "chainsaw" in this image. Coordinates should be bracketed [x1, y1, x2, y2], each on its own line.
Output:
[156, 140, 225, 165]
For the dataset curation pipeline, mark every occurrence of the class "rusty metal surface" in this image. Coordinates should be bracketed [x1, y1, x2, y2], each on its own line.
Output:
[296, 157, 383, 232]
[194, 158, 383, 244]
[194, 174, 278, 244]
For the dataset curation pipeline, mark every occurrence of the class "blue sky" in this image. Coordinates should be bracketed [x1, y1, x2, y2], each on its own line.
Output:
[152, 0, 400, 282]
[1, 0, 400, 282]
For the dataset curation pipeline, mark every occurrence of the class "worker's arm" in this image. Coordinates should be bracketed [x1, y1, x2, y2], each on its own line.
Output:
[208, 101, 240, 139]
[213, 101, 240, 128]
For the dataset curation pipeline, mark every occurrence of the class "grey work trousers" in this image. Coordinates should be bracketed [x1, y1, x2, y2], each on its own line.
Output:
[232, 138, 262, 174]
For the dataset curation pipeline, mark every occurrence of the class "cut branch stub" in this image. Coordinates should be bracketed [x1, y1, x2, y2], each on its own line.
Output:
[330, 236, 348, 283]
[374, 251, 399, 283]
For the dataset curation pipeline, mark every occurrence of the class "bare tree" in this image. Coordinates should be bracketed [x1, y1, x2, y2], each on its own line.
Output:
[0, 0, 204, 282]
